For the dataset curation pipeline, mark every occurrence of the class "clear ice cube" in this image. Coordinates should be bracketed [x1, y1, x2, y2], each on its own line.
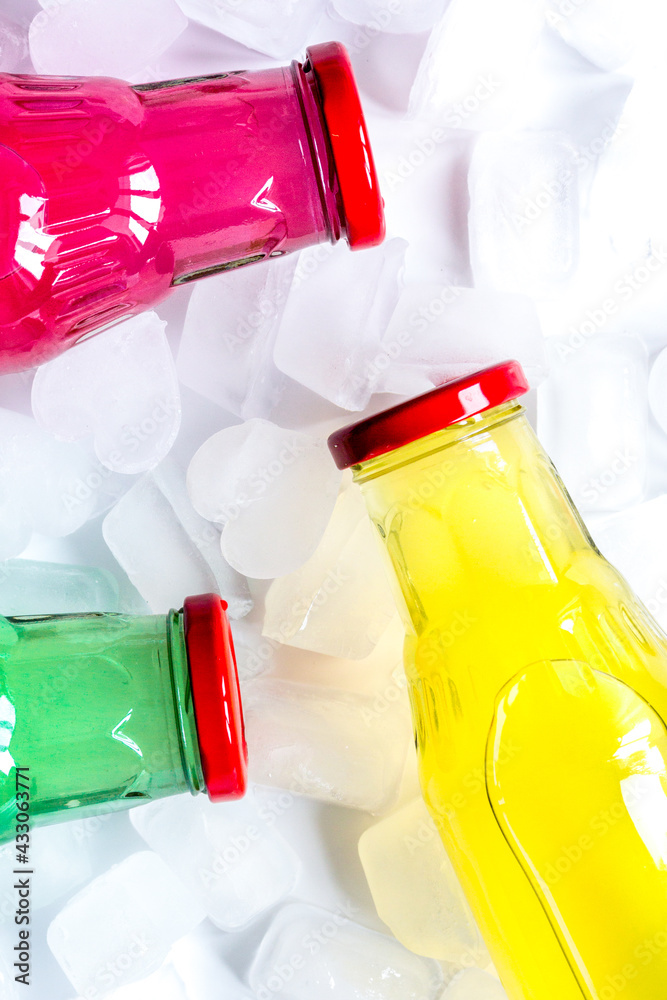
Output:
[273, 239, 407, 411]
[249, 901, 445, 1000]
[408, 0, 544, 128]
[186, 418, 341, 579]
[29, 0, 188, 79]
[262, 486, 397, 659]
[173, 0, 325, 59]
[588, 495, 667, 633]
[131, 791, 300, 932]
[177, 255, 296, 420]
[102, 472, 251, 616]
[32, 312, 181, 476]
[0, 13, 27, 71]
[538, 334, 648, 512]
[359, 796, 488, 963]
[0, 559, 119, 615]
[47, 851, 205, 997]
[83, 960, 189, 1000]
[544, 0, 661, 72]
[242, 675, 411, 812]
[332, 0, 450, 34]
[468, 131, 579, 298]
[378, 284, 547, 397]
[443, 968, 508, 999]
[0, 407, 104, 558]
[648, 346, 667, 436]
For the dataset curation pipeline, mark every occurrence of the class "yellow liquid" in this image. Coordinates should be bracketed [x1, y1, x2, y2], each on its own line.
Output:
[357, 404, 667, 1000]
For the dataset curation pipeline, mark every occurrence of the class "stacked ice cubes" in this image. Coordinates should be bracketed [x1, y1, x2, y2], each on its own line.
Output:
[8, 1, 667, 998]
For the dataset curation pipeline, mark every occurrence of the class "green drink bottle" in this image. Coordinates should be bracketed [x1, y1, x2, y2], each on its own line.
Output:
[0, 593, 247, 843]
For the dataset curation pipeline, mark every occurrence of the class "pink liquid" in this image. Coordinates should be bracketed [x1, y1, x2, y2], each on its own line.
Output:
[0, 62, 344, 372]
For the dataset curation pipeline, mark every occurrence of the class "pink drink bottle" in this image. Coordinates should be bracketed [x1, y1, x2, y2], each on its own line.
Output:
[0, 41, 385, 372]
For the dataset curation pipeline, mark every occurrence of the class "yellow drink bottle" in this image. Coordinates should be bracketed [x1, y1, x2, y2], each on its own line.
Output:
[328, 361, 667, 1000]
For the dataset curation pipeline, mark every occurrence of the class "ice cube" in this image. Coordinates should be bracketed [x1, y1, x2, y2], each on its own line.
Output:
[131, 790, 300, 932]
[47, 851, 205, 997]
[249, 902, 445, 999]
[242, 675, 411, 812]
[544, 0, 662, 73]
[170, 923, 249, 1000]
[468, 131, 579, 298]
[102, 472, 252, 616]
[332, 0, 450, 34]
[586, 71, 667, 271]
[0, 407, 103, 558]
[273, 239, 407, 411]
[29, 0, 188, 79]
[377, 284, 547, 397]
[537, 334, 648, 512]
[587, 496, 667, 632]
[32, 312, 181, 476]
[173, 0, 325, 59]
[359, 796, 488, 963]
[177, 255, 297, 420]
[408, 0, 544, 128]
[443, 968, 508, 999]
[151, 457, 251, 616]
[263, 486, 396, 659]
[0, 13, 27, 71]
[80, 960, 189, 1000]
[231, 619, 279, 680]
[648, 347, 667, 437]
[0, 559, 119, 615]
[186, 419, 341, 579]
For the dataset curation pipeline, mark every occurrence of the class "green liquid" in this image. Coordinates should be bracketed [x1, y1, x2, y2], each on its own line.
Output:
[0, 610, 204, 841]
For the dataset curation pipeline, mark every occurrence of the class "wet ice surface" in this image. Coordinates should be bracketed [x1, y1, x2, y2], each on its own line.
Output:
[9, 3, 667, 999]
[249, 902, 445, 1000]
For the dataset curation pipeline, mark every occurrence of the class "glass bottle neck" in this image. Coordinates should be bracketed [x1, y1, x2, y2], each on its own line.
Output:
[355, 403, 595, 634]
[135, 65, 343, 285]
[167, 609, 205, 795]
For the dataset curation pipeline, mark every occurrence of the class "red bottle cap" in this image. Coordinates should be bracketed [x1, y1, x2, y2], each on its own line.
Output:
[306, 41, 385, 250]
[183, 594, 248, 802]
[328, 361, 530, 469]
